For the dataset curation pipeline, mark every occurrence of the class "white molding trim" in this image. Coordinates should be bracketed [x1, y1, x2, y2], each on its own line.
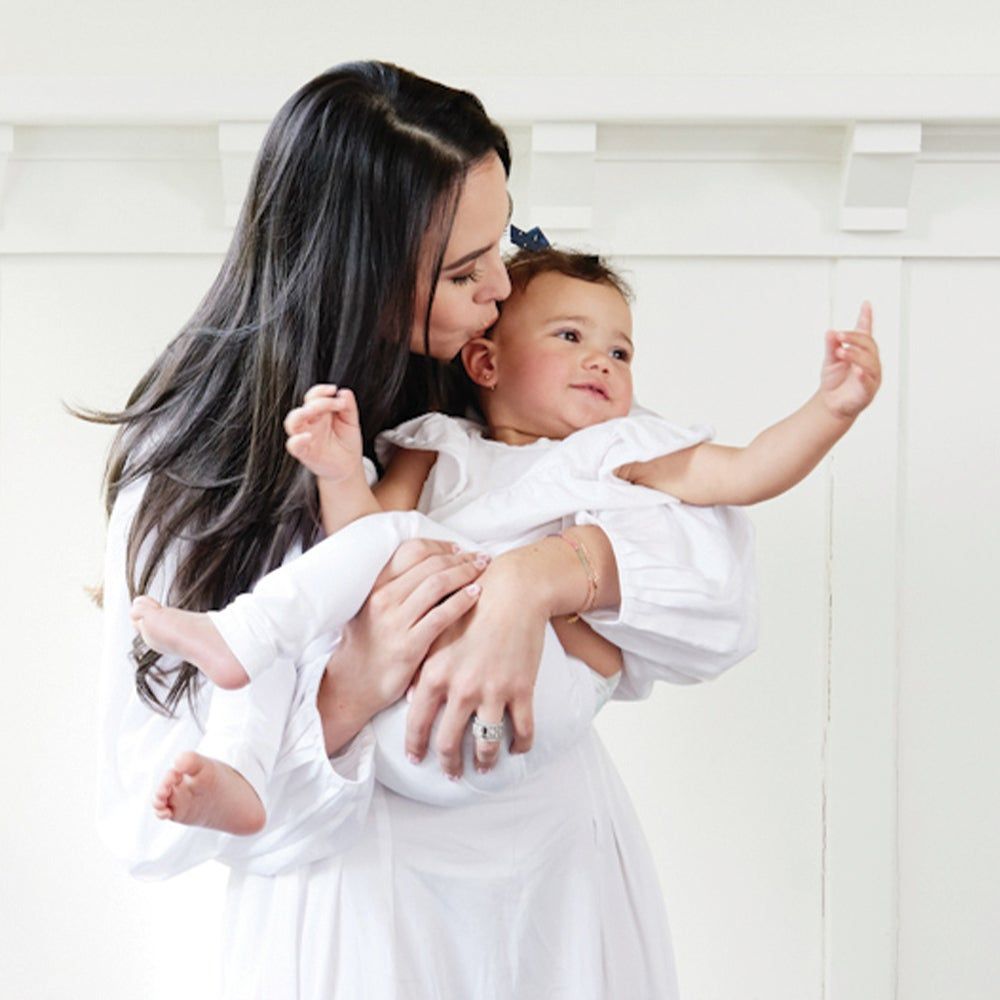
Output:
[531, 122, 597, 153]
[530, 122, 596, 233]
[2, 75, 1000, 125]
[824, 260, 903, 1000]
[531, 206, 594, 231]
[840, 123, 922, 232]
[218, 121, 268, 228]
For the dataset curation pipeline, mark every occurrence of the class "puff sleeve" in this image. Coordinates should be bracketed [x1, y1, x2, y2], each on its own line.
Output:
[573, 502, 758, 700]
[567, 410, 758, 699]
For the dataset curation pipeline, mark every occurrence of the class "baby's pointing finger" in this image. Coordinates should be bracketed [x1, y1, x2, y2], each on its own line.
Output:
[855, 301, 873, 334]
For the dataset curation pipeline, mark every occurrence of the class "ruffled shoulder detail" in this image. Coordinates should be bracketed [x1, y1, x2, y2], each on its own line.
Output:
[591, 412, 714, 482]
[535, 410, 713, 491]
[375, 413, 485, 507]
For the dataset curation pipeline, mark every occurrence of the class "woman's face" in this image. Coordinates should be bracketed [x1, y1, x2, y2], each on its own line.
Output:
[412, 153, 512, 360]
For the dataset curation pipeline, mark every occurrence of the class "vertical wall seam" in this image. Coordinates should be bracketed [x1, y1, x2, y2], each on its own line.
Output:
[891, 258, 910, 1000]
[821, 257, 837, 1000]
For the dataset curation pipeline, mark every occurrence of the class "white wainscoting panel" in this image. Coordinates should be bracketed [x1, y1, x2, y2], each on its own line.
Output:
[0, 104, 997, 999]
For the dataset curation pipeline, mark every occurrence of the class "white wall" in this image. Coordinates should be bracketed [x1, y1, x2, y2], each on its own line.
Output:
[2, 0, 1000, 78]
[2, 4, 999, 999]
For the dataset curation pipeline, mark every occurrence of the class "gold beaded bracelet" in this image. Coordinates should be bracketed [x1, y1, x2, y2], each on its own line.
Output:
[555, 531, 599, 623]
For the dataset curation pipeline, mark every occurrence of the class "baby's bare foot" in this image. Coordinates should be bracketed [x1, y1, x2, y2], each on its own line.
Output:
[130, 596, 249, 689]
[152, 751, 265, 836]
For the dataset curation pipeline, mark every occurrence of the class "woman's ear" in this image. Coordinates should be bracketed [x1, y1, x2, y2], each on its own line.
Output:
[461, 337, 499, 389]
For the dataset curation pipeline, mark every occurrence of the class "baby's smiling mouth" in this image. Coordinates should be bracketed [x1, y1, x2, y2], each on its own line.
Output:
[570, 382, 610, 401]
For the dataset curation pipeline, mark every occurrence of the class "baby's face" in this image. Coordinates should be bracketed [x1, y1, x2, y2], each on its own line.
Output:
[485, 272, 634, 440]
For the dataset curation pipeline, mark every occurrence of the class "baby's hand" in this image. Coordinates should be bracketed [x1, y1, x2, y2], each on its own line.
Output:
[284, 384, 363, 483]
[819, 301, 882, 419]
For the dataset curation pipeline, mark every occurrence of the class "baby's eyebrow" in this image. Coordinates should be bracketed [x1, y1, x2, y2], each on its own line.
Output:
[546, 314, 633, 344]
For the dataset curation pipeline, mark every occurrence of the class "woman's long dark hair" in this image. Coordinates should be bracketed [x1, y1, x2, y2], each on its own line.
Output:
[78, 62, 510, 715]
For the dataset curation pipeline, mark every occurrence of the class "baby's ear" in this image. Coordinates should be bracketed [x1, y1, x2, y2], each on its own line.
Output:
[460, 337, 498, 389]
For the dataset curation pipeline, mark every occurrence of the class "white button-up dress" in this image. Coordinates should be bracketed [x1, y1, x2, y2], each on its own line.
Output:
[97, 410, 758, 999]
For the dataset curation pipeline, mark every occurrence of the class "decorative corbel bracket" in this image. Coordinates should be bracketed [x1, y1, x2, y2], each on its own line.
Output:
[529, 122, 597, 232]
[840, 122, 922, 232]
[0, 124, 13, 225]
[218, 122, 269, 228]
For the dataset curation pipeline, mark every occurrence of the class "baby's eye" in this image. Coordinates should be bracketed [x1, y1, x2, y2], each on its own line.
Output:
[557, 329, 580, 342]
[611, 347, 631, 362]
[450, 268, 482, 287]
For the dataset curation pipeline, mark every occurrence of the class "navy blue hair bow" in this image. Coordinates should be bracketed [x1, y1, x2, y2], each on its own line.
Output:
[509, 224, 551, 251]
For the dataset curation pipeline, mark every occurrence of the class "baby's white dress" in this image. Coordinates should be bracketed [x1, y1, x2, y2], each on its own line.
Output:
[97, 409, 758, 999]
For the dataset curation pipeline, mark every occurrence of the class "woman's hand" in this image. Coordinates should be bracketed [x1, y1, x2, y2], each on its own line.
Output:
[405, 527, 622, 778]
[317, 539, 487, 756]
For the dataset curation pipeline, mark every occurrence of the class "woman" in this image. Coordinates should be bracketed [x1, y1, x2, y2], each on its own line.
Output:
[93, 62, 756, 998]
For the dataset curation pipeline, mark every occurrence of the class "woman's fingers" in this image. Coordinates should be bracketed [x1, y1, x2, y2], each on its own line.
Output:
[506, 695, 534, 755]
[408, 580, 483, 649]
[379, 549, 482, 611]
[399, 555, 489, 624]
[405, 676, 447, 765]
[472, 700, 506, 773]
[432, 690, 481, 778]
[374, 538, 462, 587]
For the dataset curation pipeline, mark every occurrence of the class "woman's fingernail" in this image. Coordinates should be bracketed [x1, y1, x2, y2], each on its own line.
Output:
[466, 583, 481, 596]
[451, 543, 463, 554]
[473, 553, 491, 568]
[447, 771, 461, 782]
[475, 764, 488, 774]
[407, 752, 421, 765]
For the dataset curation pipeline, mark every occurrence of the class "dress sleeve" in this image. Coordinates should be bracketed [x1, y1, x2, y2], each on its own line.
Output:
[570, 500, 759, 700]
[96, 476, 377, 880]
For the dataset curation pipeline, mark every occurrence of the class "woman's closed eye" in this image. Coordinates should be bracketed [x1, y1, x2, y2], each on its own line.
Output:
[450, 267, 482, 286]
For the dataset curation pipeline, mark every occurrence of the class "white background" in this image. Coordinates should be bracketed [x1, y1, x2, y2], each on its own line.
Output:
[1, 2, 998, 998]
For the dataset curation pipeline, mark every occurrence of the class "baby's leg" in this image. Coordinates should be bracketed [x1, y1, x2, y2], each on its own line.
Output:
[153, 663, 296, 834]
[131, 597, 248, 689]
[131, 510, 430, 687]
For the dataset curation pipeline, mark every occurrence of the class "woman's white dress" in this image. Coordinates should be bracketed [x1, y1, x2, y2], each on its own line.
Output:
[97, 410, 758, 999]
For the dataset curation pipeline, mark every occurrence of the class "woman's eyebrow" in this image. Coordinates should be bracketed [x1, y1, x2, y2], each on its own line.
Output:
[442, 245, 491, 271]
[444, 195, 513, 271]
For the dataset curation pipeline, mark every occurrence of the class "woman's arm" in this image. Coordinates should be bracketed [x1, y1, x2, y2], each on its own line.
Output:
[315, 533, 486, 755]
[574, 501, 758, 698]
[404, 524, 620, 777]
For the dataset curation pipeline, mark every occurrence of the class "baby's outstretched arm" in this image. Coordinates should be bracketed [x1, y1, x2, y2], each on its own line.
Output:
[618, 302, 882, 506]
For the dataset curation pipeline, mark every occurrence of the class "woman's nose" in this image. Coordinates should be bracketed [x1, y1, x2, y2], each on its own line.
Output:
[476, 246, 511, 303]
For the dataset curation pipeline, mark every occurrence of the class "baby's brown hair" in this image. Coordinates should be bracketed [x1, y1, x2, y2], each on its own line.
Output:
[503, 247, 633, 303]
